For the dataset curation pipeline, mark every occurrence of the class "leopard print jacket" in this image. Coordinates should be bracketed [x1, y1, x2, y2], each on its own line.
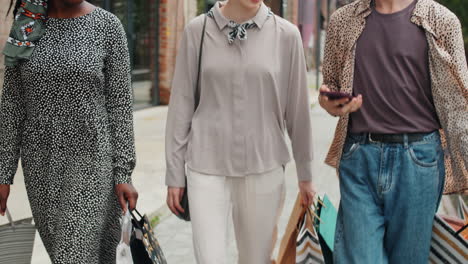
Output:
[322, 0, 468, 194]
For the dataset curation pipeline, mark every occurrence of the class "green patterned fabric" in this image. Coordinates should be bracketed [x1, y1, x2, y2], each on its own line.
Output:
[3, 0, 48, 66]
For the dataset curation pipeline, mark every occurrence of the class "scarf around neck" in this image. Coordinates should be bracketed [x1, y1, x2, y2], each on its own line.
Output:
[3, 0, 48, 66]
[226, 20, 257, 45]
[207, 7, 273, 45]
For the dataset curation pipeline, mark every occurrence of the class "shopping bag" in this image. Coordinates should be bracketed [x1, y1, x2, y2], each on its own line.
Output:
[314, 195, 338, 264]
[430, 197, 468, 263]
[277, 193, 325, 264]
[429, 215, 467, 263]
[457, 196, 468, 222]
[116, 209, 134, 264]
[457, 195, 468, 240]
[296, 207, 325, 264]
[130, 210, 167, 264]
[0, 209, 36, 264]
[277, 193, 307, 263]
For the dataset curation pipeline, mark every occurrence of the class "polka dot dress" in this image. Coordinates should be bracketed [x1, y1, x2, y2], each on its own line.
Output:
[0, 8, 136, 264]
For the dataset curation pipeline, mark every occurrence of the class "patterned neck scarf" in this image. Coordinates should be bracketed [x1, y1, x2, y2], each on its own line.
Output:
[226, 20, 256, 45]
[207, 9, 272, 45]
[3, 0, 48, 66]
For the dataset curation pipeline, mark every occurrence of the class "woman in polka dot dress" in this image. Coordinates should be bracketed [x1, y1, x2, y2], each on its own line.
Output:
[0, 0, 138, 263]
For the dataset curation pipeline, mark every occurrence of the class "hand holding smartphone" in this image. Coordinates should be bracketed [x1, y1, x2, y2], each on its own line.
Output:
[319, 85, 363, 117]
[319, 91, 355, 100]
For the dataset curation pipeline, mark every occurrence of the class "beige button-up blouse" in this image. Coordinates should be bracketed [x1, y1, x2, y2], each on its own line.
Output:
[165, 2, 314, 187]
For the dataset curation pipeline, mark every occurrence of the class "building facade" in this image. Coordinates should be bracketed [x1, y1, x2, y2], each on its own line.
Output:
[89, 0, 197, 107]
[158, 0, 197, 105]
[0, 0, 323, 106]
[0, 0, 196, 108]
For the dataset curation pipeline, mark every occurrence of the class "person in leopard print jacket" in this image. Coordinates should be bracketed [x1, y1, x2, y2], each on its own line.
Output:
[318, 0, 467, 263]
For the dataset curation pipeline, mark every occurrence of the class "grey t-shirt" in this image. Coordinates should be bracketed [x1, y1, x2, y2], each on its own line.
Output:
[349, 0, 441, 134]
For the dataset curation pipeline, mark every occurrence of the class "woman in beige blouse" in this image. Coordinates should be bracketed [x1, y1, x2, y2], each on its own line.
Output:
[165, 0, 315, 263]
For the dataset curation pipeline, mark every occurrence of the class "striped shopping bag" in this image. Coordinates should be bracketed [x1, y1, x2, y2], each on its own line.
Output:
[457, 196, 468, 226]
[296, 208, 325, 264]
[429, 215, 467, 263]
[277, 193, 325, 264]
[429, 197, 468, 263]
[0, 209, 36, 264]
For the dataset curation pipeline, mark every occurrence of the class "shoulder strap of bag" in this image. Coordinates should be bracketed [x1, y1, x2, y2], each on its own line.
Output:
[195, 14, 208, 109]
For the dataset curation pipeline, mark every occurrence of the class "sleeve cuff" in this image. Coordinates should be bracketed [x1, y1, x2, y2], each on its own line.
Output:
[165, 166, 186, 188]
[296, 161, 313, 182]
[0, 178, 13, 185]
[0, 167, 15, 185]
[114, 167, 132, 185]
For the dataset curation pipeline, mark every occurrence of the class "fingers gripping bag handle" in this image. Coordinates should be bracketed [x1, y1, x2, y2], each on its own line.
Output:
[116, 206, 134, 264]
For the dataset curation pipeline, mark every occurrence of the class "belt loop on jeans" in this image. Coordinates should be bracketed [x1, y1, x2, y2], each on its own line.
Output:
[362, 134, 367, 144]
[403, 134, 409, 148]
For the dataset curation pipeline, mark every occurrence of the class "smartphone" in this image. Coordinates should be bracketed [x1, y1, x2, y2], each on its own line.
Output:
[320, 91, 355, 100]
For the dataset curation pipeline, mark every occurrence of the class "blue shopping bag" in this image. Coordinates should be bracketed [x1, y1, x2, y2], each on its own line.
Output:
[314, 195, 338, 264]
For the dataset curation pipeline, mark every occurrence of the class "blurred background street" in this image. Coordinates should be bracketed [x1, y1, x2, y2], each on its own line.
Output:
[0, 0, 466, 263]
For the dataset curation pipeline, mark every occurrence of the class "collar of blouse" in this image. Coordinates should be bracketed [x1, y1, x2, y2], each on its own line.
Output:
[208, 1, 273, 44]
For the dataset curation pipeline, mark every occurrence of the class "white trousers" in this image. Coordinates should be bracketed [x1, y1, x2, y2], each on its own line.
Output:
[187, 167, 286, 264]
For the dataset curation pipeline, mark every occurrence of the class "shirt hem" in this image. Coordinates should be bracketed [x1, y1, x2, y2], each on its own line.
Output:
[186, 159, 291, 177]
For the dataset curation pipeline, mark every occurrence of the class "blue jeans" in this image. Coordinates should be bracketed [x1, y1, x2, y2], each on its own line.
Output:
[334, 131, 445, 264]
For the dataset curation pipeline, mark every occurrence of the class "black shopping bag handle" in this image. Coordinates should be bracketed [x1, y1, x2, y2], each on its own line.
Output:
[456, 223, 468, 236]
[129, 209, 145, 229]
[130, 209, 143, 220]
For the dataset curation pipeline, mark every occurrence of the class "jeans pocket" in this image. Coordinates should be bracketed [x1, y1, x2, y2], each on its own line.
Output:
[408, 142, 440, 167]
[341, 142, 360, 160]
